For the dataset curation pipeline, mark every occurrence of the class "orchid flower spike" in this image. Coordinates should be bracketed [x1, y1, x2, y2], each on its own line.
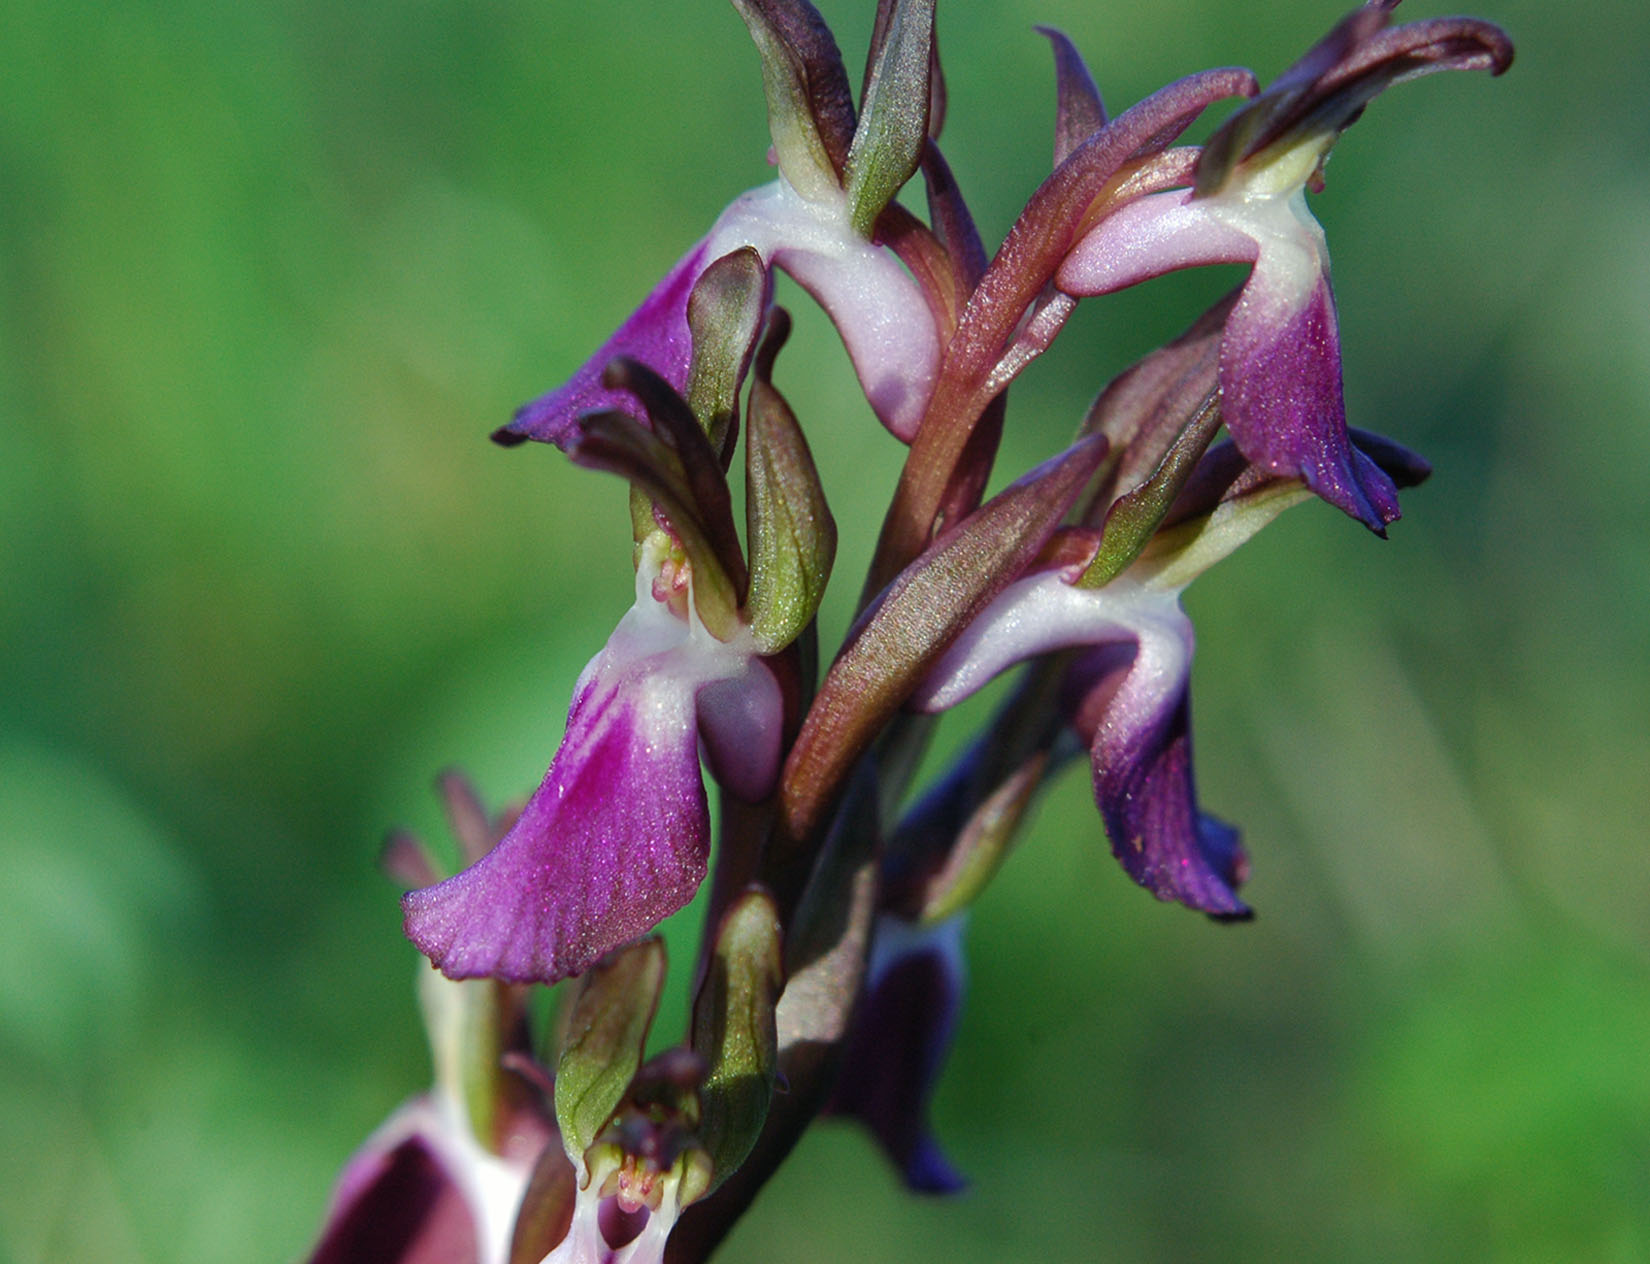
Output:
[498, 0, 944, 447]
[1056, 1, 1511, 532]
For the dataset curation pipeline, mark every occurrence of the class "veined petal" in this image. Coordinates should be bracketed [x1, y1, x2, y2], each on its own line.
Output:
[1055, 188, 1256, 297]
[1066, 614, 1249, 917]
[403, 577, 778, 985]
[504, 242, 709, 447]
[826, 915, 966, 1194]
[404, 660, 706, 985]
[1213, 191, 1399, 530]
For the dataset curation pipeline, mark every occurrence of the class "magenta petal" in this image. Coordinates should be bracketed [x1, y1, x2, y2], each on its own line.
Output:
[826, 917, 966, 1194]
[1068, 630, 1249, 918]
[404, 656, 710, 986]
[1221, 233, 1400, 532]
[502, 241, 710, 447]
[404, 584, 779, 986]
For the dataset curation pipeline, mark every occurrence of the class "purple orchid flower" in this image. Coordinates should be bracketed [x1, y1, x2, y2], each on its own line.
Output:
[498, 0, 946, 454]
[1055, 2, 1511, 532]
[403, 540, 783, 985]
[502, 187, 939, 447]
[911, 561, 1250, 916]
[827, 914, 967, 1193]
[909, 427, 1430, 915]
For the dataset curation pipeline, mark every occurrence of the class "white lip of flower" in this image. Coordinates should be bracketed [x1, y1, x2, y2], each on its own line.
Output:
[704, 176, 939, 439]
[1198, 127, 1335, 318]
[428, 1089, 534, 1264]
[1208, 181, 1326, 282]
[911, 572, 1191, 716]
[615, 536, 779, 800]
[538, 1155, 687, 1264]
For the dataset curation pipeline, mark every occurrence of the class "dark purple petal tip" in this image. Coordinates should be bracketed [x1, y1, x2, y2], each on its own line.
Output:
[1221, 255, 1400, 533]
[826, 918, 967, 1195]
[497, 241, 710, 449]
[1068, 627, 1250, 918]
[1094, 693, 1252, 919]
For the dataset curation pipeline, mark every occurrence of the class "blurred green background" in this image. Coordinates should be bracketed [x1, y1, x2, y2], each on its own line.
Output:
[3, 0, 1646, 1260]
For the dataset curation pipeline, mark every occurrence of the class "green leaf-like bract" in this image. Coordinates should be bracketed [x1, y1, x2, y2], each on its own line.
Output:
[553, 938, 666, 1166]
[691, 890, 783, 1191]
[745, 311, 837, 653]
[844, 0, 934, 236]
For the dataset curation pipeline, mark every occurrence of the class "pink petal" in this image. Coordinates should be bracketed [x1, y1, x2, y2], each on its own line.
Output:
[1055, 189, 1257, 297]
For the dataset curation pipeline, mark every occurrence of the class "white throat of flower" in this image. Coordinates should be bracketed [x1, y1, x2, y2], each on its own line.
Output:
[703, 175, 938, 438]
